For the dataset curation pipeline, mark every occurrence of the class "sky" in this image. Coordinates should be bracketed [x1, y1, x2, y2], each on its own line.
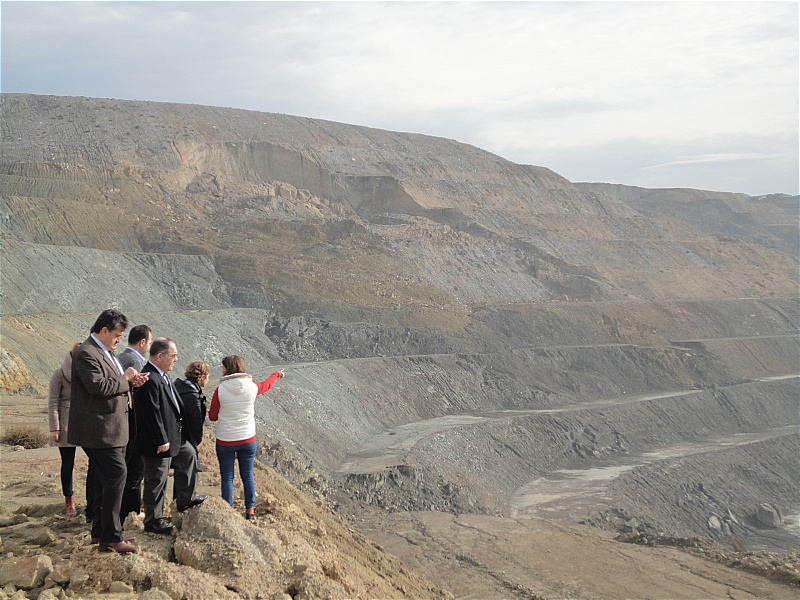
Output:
[1, 1, 798, 196]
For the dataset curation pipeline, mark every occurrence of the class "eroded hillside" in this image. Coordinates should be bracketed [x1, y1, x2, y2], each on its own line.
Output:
[2, 93, 798, 575]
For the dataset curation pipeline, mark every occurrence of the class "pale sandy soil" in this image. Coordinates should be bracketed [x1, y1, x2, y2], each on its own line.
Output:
[355, 510, 799, 600]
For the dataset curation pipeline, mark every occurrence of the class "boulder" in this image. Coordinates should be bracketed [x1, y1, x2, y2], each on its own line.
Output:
[0, 554, 53, 589]
[46, 562, 71, 585]
[69, 570, 89, 590]
[0, 349, 33, 393]
[108, 581, 133, 593]
[0, 515, 27, 527]
[755, 503, 782, 528]
[31, 528, 57, 547]
[707, 515, 721, 532]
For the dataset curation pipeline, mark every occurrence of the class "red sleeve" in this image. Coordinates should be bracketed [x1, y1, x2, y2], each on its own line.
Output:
[209, 387, 220, 421]
[256, 372, 281, 395]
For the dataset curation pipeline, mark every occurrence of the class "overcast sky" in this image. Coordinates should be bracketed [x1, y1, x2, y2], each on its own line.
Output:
[2, 1, 797, 196]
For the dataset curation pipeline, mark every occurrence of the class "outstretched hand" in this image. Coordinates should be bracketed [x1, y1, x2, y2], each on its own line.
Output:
[276, 369, 285, 379]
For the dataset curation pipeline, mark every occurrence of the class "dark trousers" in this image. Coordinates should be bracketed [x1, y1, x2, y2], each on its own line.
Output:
[58, 447, 96, 517]
[172, 441, 198, 507]
[58, 447, 77, 497]
[85, 456, 96, 520]
[120, 439, 144, 519]
[84, 446, 127, 544]
[142, 441, 197, 525]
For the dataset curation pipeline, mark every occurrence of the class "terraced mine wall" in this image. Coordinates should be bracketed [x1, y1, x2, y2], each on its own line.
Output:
[1, 94, 797, 552]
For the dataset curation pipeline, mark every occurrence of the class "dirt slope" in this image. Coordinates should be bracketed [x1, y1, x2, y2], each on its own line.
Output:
[2, 392, 798, 599]
[1, 400, 446, 599]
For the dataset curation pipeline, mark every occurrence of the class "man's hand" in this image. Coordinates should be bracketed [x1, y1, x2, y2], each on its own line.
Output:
[50, 431, 60, 443]
[157, 443, 170, 454]
[130, 372, 149, 388]
[125, 368, 149, 387]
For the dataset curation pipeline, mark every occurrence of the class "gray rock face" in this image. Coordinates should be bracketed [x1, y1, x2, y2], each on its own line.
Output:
[575, 183, 800, 256]
[0, 240, 232, 316]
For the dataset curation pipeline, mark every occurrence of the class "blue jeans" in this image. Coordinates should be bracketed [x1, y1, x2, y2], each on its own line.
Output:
[215, 441, 257, 508]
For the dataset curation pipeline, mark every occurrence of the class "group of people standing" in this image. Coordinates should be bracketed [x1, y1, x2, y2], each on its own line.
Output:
[47, 309, 285, 553]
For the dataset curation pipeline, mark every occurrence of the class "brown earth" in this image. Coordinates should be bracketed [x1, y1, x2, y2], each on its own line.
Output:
[1, 392, 447, 600]
[1, 93, 798, 599]
[2, 392, 798, 599]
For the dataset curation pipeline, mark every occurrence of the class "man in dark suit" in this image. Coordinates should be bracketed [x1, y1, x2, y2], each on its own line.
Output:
[117, 325, 153, 372]
[134, 337, 206, 534]
[117, 324, 153, 520]
[68, 309, 148, 554]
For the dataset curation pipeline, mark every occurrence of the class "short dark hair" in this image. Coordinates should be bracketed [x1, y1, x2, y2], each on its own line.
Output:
[90, 309, 128, 334]
[128, 324, 152, 345]
[150, 337, 174, 357]
[222, 355, 245, 375]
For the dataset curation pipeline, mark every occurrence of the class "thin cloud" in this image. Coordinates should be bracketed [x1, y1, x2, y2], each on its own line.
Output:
[643, 153, 785, 170]
[1, 1, 797, 195]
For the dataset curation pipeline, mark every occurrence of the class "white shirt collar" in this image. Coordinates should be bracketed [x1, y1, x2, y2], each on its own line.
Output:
[125, 346, 147, 363]
[90, 333, 111, 353]
[147, 360, 166, 377]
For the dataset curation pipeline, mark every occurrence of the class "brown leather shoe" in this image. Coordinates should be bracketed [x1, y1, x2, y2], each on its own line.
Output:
[64, 495, 77, 518]
[91, 535, 135, 544]
[99, 540, 138, 554]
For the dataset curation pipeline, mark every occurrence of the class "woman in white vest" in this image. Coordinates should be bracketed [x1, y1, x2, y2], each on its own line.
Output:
[208, 355, 284, 521]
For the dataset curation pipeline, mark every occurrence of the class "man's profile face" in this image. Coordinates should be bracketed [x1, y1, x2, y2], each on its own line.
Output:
[154, 342, 179, 373]
[142, 333, 153, 355]
[98, 325, 126, 351]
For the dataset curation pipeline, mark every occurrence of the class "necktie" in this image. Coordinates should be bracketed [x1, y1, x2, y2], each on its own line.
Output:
[162, 373, 182, 416]
[108, 352, 124, 375]
[109, 352, 131, 407]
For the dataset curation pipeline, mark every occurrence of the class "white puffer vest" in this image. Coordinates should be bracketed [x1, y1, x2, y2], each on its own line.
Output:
[215, 373, 258, 442]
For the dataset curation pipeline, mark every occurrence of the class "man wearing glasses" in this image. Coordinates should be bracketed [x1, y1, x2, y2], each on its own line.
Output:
[134, 337, 206, 535]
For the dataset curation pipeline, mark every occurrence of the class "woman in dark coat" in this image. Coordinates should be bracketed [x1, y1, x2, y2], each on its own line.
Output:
[174, 360, 210, 469]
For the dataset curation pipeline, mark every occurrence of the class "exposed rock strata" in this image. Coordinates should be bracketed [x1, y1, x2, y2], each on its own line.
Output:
[1, 94, 798, 563]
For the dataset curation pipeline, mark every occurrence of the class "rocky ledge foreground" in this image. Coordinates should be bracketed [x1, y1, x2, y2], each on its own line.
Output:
[0, 438, 446, 600]
[1, 439, 799, 600]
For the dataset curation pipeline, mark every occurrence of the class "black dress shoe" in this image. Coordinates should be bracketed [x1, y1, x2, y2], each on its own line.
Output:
[144, 518, 175, 535]
[177, 495, 207, 512]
